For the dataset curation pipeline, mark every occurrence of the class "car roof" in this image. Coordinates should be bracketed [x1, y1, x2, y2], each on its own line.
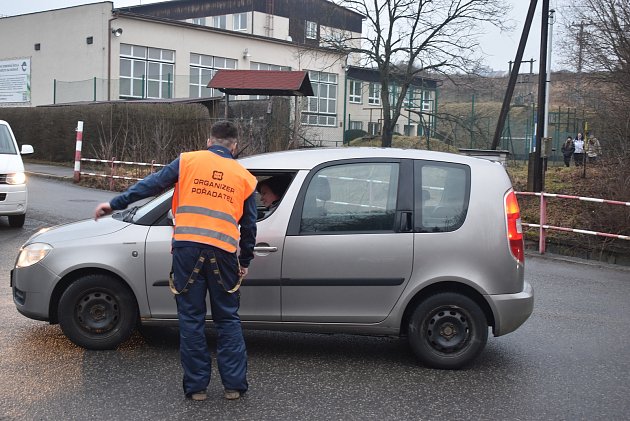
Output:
[239, 147, 497, 171]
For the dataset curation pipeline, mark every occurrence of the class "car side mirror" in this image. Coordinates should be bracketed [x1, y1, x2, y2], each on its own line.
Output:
[20, 145, 34, 155]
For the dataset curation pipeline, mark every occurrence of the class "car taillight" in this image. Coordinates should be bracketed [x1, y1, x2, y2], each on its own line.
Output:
[505, 190, 524, 264]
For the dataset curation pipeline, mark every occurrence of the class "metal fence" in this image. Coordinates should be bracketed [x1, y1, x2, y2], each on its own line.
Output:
[516, 191, 630, 254]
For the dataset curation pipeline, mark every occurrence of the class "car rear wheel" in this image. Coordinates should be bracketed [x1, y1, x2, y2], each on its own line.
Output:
[8, 214, 25, 228]
[408, 292, 488, 369]
[58, 274, 138, 350]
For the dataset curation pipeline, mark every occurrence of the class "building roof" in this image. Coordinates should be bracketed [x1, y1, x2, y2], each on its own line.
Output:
[208, 70, 314, 96]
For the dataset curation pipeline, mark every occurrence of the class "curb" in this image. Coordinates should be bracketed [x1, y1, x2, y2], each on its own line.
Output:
[525, 250, 630, 273]
[26, 171, 74, 183]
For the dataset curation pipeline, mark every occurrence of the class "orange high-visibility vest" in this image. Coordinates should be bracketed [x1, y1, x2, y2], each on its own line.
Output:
[171, 150, 257, 252]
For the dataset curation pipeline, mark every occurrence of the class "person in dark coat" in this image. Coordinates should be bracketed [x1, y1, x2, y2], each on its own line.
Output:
[561, 136, 575, 167]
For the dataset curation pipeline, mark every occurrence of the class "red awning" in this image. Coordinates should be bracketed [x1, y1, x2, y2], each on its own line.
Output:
[208, 70, 314, 96]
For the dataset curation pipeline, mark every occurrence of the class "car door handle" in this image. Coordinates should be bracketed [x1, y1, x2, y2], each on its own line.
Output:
[254, 246, 278, 253]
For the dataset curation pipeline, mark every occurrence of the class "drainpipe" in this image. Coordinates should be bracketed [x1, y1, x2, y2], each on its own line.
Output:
[342, 66, 348, 144]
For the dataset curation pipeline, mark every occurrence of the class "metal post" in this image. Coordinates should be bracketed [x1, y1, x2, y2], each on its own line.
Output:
[110, 157, 116, 191]
[342, 67, 348, 144]
[470, 93, 475, 148]
[539, 193, 547, 254]
[543, 9, 555, 139]
[73, 121, 84, 183]
[534, 0, 550, 192]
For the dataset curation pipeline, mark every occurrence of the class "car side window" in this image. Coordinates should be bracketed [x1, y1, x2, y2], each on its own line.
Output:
[415, 162, 469, 232]
[300, 162, 399, 233]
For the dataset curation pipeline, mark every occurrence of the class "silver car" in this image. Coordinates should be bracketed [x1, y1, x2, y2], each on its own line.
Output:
[11, 147, 533, 369]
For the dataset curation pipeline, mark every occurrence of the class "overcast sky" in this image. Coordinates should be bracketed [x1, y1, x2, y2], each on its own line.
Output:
[0, 0, 567, 71]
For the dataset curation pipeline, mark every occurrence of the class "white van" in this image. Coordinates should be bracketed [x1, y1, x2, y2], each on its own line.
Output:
[0, 120, 34, 227]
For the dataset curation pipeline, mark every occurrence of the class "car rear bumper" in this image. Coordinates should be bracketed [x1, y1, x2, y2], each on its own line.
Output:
[489, 280, 534, 336]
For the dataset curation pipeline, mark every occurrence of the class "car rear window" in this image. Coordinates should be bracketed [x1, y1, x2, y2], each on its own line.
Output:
[414, 161, 470, 232]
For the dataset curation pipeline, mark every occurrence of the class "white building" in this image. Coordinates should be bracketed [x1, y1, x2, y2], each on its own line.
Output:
[0, 0, 437, 145]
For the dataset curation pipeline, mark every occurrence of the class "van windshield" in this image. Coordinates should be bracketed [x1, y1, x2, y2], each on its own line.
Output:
[0, 126, 17, 155]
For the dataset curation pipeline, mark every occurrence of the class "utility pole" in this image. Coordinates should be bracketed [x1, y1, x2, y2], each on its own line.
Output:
[533, 0, 550, 192]
[543, 9, 555, 139]
[542, 8, 556, 175]
[491, 0, 538, 150]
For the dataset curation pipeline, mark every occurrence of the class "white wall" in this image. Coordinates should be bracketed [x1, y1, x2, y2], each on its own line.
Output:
[0, 2, 113, 106]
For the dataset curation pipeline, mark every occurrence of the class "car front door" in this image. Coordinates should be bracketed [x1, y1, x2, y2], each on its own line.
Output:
[143, 189, 283, 321]
[281, 159, 414, 323]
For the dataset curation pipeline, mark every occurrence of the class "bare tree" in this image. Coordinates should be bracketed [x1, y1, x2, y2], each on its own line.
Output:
[559, 0, 630, 157]
[325, 0, 510, 147]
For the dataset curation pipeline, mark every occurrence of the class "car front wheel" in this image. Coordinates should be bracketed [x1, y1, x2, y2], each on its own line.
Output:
[408, 292, 488, 369]
[58, 274, 138, 350]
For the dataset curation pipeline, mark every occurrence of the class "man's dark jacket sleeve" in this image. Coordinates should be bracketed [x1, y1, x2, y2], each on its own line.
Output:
[238, 192, 257, 268]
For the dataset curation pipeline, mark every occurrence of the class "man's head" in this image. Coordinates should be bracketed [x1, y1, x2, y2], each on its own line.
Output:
[207, 121, 239, 153]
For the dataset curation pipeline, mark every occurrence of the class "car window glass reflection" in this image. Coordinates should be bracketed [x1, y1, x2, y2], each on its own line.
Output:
[300, 162, 399, 233]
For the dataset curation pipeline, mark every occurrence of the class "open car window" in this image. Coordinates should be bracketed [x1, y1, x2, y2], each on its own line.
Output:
[254, 172, 296, 220]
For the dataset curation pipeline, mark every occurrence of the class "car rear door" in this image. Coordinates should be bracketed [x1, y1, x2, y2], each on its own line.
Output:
[281, 159, 413, 323]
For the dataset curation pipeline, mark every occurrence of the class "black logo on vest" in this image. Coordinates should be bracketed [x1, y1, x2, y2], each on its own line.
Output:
[212, 171, 224, 180]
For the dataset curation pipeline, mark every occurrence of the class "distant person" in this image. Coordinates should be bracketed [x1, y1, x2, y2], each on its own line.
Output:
[561, 136, 575, 167]
[573, 133, 585, 166]
[257, 176, 291, 215]
[586, 135, 602, 164]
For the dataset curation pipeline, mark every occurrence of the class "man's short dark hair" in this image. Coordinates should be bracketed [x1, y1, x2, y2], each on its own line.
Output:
[210, 121, 238, 145]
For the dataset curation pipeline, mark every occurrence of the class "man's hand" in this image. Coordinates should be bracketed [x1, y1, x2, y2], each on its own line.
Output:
[94, 202, 113, 221]
[238, 267, 248, 278]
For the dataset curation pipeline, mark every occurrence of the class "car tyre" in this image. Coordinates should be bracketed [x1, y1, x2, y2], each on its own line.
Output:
[8, 214, 26, 228]
[58, 274, 138, 350]
[408, 292, 488, 369]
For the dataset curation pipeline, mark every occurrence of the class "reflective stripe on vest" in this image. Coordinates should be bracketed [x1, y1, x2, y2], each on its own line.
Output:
[172, 150, 256, 252]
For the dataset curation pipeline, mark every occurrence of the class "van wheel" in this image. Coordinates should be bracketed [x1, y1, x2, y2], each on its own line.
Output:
[58, 274, 138, 350]
[408, 292, 488, 369]
[8, 214, 26, 227]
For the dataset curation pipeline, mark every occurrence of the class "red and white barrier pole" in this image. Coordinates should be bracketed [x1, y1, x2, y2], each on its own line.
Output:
[73, 121, 84, 183]
[539, 192, 547, 254]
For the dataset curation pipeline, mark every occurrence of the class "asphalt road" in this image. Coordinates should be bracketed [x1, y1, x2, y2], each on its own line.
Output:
[1, 175, 629, 420]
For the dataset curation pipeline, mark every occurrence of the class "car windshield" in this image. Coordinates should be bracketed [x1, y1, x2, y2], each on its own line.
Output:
[0, 126, 17, 155]
[112, 189, 174, 223]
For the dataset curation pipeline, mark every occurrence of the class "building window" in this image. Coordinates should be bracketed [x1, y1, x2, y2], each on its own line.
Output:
[190, 17, 206, 25]
[422, 93, 432, 111]
[120, 44, 174, 99]
[189, 53, 237, 98]
[212, 15, 226, 29]
[368, 83, 381, 105]
[249, 62, 292, 99]
[302, 70, 337, 127]
[305, 21, 317, 39]
[234, 12, 247, 31]
[349, 80, 362, 103]
[404, 125, 415, 136]
[349, 121, 363, 130]
[368, 122, 381, 135]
